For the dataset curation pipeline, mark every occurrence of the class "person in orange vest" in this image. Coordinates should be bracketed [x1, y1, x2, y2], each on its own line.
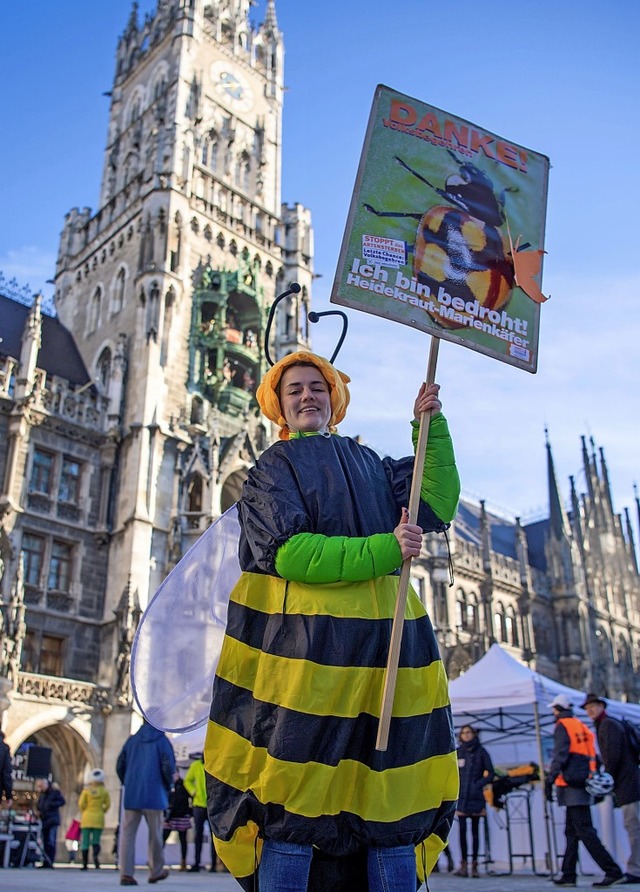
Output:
[545, 694, 624, 888]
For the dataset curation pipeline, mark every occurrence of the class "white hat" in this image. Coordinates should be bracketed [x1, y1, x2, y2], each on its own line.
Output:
[548, 694, 571, 710]
[90, 768, 105, 783]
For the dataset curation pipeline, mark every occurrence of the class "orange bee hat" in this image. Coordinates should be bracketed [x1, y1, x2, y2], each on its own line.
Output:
[256, 351, 351, 440]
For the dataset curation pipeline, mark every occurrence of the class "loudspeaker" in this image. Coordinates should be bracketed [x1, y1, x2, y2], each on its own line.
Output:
[25, 745, 52, 778]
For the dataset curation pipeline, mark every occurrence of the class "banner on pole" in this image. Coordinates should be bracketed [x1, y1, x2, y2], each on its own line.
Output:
[331, 85, 550, 373]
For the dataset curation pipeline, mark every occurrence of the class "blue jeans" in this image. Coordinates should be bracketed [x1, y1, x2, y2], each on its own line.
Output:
[259, 839, 416, 892]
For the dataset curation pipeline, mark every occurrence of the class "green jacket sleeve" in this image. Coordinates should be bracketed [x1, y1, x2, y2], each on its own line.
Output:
[275, 531, 402, 584]
[411, 412, 460, 523]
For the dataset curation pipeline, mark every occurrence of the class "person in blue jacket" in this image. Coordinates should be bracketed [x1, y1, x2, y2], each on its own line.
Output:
[454, 725, 494, 877]
[116, 719, 176, 886]
[205, 351, 461, 892]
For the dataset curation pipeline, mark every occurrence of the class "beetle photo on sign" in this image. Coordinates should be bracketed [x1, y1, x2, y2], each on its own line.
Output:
[331, 84, 550, 373]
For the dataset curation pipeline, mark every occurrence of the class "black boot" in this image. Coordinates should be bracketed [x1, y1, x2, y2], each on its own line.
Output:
[81, 849, 89, 870]
[93, 843, 101, 868]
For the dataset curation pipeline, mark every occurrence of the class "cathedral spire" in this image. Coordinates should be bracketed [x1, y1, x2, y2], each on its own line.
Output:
[569, 474, 583, 543]
[264, 0, 279, 33]
[479, 500, 492, 573]
[598, 446, 615, 518]
[636, 483, 640, 560]
[624, 506, 638, 575]
[581, 435, 596, 503]
[547, 428, 569, 539]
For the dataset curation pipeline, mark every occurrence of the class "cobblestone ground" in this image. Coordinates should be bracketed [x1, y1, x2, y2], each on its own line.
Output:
[0, 861, 612, 892]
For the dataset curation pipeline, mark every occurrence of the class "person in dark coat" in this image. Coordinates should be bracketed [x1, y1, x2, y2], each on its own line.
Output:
[0, 731, 13, 810]
[583, 693, 640, 884]
[116, 719, 176, 886]
[454, 725, 494, 877]
[36, 778, 66, 867]
[162, 774, 192, 871]
[545, 694, 623, 888]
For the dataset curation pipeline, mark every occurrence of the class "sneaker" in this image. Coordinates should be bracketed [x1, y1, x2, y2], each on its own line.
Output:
[593, 876, 626, 888]
[120, 879, 138, 887]
[148, 869, 170, 884]
[553, 880, 577, 887]
[625, 876, 640, 885]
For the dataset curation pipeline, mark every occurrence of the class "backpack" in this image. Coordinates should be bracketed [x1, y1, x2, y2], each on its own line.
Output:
[622, 718, 640, 763]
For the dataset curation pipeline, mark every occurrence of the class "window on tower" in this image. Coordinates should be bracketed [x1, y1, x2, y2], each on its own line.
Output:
[114, 268, 126, 313]
[88, 287, 102, 333]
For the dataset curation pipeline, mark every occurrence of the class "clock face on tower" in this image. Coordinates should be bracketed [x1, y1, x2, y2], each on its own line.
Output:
[209, 60, 254, 112]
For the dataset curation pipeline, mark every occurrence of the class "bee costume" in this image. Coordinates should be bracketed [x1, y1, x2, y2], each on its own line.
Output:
[204, 350, 461, 890]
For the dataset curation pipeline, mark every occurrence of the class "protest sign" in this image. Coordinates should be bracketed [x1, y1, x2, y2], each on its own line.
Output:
[331, 84, 550, 373]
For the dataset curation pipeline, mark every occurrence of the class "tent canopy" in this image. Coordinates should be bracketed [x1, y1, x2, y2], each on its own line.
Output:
[450, 643, 585, 716]
[448, 643, 640, 764]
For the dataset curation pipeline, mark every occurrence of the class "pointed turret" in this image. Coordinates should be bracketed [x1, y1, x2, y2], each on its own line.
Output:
[581, 435, 596, 502]
[479, 500, 492, 572]
[624, 506, 639, 574]
[263, 0, 279, 34]
[547, 429, 569, 539]
[599, 447, 614, 510]
[636, 483, 640, 561]
[15, 293, 42, 400]
[569, 475, 583, 542]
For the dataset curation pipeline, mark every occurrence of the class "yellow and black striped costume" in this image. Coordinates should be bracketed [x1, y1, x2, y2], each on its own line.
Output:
[205, 432, 459, 890]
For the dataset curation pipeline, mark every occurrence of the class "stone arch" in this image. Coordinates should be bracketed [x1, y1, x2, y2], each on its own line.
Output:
[96, 345, 113, 394]
[124, 85, 146, 129]
[150, 61, 170, 99]
[8, 714, 103, 854]
[466, 591, 480, 633]
[111, 264, 128, 314]
[221, 468, 248, 513]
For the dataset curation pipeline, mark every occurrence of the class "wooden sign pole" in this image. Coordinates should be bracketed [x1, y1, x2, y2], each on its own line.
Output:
[375, 335, 440, 751]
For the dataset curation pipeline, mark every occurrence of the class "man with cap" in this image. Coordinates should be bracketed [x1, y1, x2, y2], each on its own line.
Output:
[546, 693, 624, 887]
[583, 693, 640, 883]
[204, 351, 461, 892]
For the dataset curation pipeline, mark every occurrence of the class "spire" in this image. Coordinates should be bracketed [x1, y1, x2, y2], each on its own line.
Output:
[264, 0, 279, 33]
[479, 500, 492, 573]
[515, 516, 532, 589]
[547, 429, 568, 539]
[581, 435, 596, 502]
[599, 446, 615, 517]
[636, 483, 640, 561]
[624, 507, 639, 574]
[569, 475, 584, 542]
[15, 293, 43, 400]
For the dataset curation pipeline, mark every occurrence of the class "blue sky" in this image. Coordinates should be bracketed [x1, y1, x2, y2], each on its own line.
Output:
[1, 0, 639, 536]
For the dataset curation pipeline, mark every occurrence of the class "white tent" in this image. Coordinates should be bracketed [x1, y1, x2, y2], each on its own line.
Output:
[447, 644, 640, 875]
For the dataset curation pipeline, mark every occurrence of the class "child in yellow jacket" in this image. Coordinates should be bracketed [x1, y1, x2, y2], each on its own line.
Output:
[78, 768, 110, 869]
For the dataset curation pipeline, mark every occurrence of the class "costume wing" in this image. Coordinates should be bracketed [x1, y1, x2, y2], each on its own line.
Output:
[131, 504, 241, 733]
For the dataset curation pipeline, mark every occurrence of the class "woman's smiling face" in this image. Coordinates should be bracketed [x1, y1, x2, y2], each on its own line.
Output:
[279, 364, 332, 433]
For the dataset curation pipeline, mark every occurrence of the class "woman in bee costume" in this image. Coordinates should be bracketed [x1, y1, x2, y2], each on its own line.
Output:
[204, 346, 460, 892]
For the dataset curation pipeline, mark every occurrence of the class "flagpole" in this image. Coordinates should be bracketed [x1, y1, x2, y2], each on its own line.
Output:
[376, 335, 440, 751]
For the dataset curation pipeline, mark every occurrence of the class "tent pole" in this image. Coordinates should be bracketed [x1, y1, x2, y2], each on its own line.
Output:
[533, 700, 556, 875]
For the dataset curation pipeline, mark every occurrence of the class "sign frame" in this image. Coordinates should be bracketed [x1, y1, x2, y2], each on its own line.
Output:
[331, 84, 550, 373]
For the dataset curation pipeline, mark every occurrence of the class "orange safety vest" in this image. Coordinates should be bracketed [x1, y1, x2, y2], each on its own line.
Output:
[555, 716, 597, 787]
